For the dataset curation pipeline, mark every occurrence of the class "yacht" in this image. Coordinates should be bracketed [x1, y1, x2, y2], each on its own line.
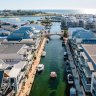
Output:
[70, 87, 76, 96]
[67, 74, 74, 84]
[64, 52, 68, 60]
[37, 64, 44, 72]
[42, 51, 46, 57]
[50, 72, 57, 78]
[64, 52, 68, 56]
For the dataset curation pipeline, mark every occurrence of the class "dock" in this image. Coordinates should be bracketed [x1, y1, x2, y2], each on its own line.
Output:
[65, 42, 85, 96]
[17, 38, 47, 96]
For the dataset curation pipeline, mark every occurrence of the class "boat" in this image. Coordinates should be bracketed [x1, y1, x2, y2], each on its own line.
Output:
[37, 64, 44, 72]
[50, 72, 57, 78]
[47, 39, 49, 43]
[70, 87, 76, 96]
[67, 74, 74, 84]
[42, 51, 46, 57]
[64, 52, 68, 59]
[21, 22, 29, 26]
[64, 52, 67, 55]
[62, 41, 65, 46]
[66, 66, 72, 74]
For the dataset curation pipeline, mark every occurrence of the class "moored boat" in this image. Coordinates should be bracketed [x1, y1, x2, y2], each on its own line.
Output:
[50, 72, 57, 78]
[67, 74, 74, 85]
[42, 51, 46, 57]
[37, 64, 44, 72]
[64, 52, 68, 60]
[70, 87, 76, 96]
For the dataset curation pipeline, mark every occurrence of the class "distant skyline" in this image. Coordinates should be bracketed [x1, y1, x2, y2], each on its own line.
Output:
[0, 0, 96, 14]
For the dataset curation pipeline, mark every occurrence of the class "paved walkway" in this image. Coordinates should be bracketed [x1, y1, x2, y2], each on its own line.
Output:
[17, 38, 47, 96]
[65, 42, 84, 96]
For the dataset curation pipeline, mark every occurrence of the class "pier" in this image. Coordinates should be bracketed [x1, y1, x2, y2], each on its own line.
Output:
[17, 38, 47, 96]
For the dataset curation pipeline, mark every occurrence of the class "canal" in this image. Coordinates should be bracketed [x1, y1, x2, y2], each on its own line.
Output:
[30, 22, 67, 96]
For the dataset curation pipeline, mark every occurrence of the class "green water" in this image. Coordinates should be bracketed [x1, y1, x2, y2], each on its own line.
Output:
[30, 23, 67, 96]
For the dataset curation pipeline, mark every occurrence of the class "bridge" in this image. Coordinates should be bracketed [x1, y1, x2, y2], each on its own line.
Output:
[32, 32, 64, 38]
[41, 32, 63, 37]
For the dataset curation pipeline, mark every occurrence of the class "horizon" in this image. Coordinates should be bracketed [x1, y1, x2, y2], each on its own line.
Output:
[1, 9, 96, 14]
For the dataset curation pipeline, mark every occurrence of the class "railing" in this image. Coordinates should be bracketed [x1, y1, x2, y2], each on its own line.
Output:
[2, 83, 10, 95]
[39, 33, 63, 37]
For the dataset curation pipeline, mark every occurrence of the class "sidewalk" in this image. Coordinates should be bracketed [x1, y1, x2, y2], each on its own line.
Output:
[65, 42, 84, 96]
[17, 38, 47, 96]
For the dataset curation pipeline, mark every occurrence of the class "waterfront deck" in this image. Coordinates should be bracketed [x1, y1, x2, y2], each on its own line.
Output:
[17, 38, 47, 96]
[65, 42, 85, 96]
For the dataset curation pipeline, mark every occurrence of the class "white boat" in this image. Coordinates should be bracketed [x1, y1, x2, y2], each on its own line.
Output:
[37, 64, 44, 72]
[50, 72, 57, 78]
[67, 74, 74, 84]
[70, 87, 76, 96]
[42, 51, 46, 57]
[64, 52, 68, 56]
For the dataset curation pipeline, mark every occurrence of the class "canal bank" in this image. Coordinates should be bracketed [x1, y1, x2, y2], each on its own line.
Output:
[17, 37, 47, 96]
[30, 23, 67, 96]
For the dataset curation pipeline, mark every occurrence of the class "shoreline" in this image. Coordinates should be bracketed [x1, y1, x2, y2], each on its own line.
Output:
[0, 14, 61, 18]
[17, 37, 47, 96]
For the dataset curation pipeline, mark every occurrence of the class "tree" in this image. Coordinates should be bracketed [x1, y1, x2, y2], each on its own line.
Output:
[63, 30, 68, 38]
[29, 20, 35, 24]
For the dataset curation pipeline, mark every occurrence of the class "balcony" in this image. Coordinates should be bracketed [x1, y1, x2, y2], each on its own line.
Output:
[81, 76, 91, 92]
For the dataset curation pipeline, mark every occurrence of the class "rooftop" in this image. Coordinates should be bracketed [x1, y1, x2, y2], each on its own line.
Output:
[68, 28, 96, 39]
[0, 44, 24, 54]
[81, 44, 96, 68]
[9, 67, 21, 78]
[87, 62, 94, 71]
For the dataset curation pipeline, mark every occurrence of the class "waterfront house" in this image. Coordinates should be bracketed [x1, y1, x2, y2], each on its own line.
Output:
[0, 44, 34, 95]
[7, 24, 45, 41]
[61, 16, 78, 29]
[91, 72, 96, 96]
[68, 28, 96, 44]
[68, 28, 96, 96]
[1, 22, 19, 32]
[7, 28, 33, 41]
[68, 37, 96, 95]
[0, 29, 10, 37]
[79, 44, 96, 93]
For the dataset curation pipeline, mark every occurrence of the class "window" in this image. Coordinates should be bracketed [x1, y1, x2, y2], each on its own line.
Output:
[10, 78, 14, 84]
[87, 78, 91, 84]
[92, 89, 96, 96]
[94, 75, 96, 80]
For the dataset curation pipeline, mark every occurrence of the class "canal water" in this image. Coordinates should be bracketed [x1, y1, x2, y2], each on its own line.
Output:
[30, 22, 67, 96]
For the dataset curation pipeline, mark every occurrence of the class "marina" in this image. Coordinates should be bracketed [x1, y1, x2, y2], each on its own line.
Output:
[17, 38, 47, 96]
[0, 10, 96, 96]
[30, 22, 67, 96]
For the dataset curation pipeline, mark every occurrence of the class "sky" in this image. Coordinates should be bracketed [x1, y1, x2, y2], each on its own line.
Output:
[0, 0, 96, 10]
